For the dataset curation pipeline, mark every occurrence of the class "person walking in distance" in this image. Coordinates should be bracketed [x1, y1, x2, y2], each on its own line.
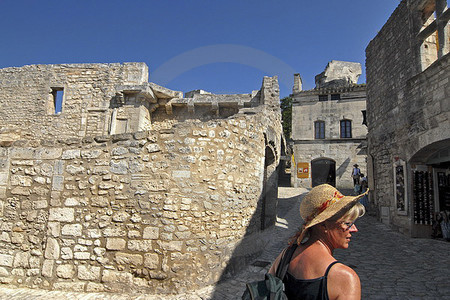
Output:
[351, 164, 361, 186]
[269, 184, 368, 300]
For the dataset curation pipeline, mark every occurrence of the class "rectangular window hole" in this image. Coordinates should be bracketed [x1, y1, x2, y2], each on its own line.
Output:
[51, 88, 64, 114]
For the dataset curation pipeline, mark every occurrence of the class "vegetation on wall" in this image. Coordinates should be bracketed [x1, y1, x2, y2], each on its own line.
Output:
[280, 96, 292, 140]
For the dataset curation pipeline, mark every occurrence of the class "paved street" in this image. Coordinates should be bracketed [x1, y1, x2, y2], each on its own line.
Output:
[0, 187, 449, 299]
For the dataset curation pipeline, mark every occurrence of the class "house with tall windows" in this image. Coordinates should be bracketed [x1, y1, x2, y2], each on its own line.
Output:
[290, 60, 367, 189]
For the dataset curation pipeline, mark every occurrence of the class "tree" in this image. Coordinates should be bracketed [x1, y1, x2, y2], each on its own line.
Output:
[280, 96, 292, 140]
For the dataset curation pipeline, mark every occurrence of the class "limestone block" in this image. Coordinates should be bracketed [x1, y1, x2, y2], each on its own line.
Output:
[52, 175, 64, 191]
[10, 148, 62, 160]
[34, 200, 48, 209]
[144, 253, 159, 269]
[112, 147, 129, 156]
[54, 160, 64, 175]
[81, 149, 102, 159]
[61, 247, 73, 260]
[112, 211, 130, 222]
[143, 227, 159, 239]
[44, 237, 60, 259]
[74, 252, 91, 260]
[53, 281, 85, 292]
[156, 240, 183, 251]
[86, 282, 105, 292]
[13, 251, 30, 268]
[10, 175, 33, 187]
[10, 187, 30, 195]
[106, 238, 126, 250]
[61, 149, 81, 160]
[78, 265, 101, 280]
[49, 208, 74, 222]
[146, 143, 161, 153]
[115, 252, 143, 266]
[66, 165, 85, 175]
[128, 240, 152, 252]
[0, 267, 9, 276]
[87, 229, 101, 239]
[0, 232, 10, 242]
[41, 259, 54, 277]
[103, 227, 126, 237]
[56, 264, 75, 279]
[11, 232, 24, 244]
[47, 222, 61, 237]
[91, 196, 109, 207]
[110, 160, 128, 174]
[61, 224, 82, 236]
[0, 254, 13, 267]
[102, 269, 132, 283]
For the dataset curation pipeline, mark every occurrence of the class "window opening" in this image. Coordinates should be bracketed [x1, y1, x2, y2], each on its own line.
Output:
[340, 120, 352, 138]
[314, 121, 325, 139]
[318, 94, 328, 101]
[418, 0, 450, 70]
[51, 88, 64, 114]
[331, 93, 341, 100]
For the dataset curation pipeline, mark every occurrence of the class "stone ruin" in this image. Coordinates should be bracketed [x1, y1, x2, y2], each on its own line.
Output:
[314, 60, 362, 89]
[0, 63, 283, 294]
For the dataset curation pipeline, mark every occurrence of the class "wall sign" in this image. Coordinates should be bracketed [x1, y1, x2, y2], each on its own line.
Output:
[297, 162, 310, 178]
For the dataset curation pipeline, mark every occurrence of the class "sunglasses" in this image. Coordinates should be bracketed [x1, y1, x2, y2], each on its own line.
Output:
[340, 220, 356, 231]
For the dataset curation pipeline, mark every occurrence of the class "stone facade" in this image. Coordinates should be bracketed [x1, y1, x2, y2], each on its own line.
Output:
[0, 63, 283, 293]
[366, 0, 450, 237]
[290, 61, 367, 189]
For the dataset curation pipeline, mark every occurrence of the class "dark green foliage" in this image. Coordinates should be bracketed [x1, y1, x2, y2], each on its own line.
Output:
[280, 96, 292, 140]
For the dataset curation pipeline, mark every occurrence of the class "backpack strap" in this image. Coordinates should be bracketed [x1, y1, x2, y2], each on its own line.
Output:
[275, 244, 298, 279]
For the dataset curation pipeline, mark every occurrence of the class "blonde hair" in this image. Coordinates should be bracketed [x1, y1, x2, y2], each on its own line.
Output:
[290, 202, 365, 245]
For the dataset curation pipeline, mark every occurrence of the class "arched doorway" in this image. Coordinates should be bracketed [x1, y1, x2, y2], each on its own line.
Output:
[311, 158, 336, 187]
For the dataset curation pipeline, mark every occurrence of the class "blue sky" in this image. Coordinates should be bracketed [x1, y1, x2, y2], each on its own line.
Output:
[0, 0, 400, 98]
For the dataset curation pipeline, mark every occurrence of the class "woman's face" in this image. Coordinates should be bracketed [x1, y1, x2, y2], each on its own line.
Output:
[325, 218, 358, 249]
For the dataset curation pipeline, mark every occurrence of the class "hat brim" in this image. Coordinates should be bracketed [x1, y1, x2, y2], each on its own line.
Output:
[303, 189, 368, 230]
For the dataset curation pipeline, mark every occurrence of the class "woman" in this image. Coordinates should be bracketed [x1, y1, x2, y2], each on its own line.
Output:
[269, 184, 368, 300]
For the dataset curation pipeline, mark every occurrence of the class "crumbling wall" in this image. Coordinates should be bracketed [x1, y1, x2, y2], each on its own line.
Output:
[0, 63, 148, 141]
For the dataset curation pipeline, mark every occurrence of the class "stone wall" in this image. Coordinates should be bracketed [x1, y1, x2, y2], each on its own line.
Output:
[0, 113, 280, 293]
[0, 63, 150, 141]
[0, 61, 283, 293]
[366, 0, 450, 235]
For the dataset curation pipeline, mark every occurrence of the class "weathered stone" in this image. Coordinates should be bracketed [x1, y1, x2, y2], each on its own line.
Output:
[81, 149, 102, 159]
[52, 175, 64, 191]
[78, 265, 101, 280]
[143, 226, 160, 239]
[41, 259, 54, 277]
[115, 252, 143, 266]
[106, 238, 126, 250]
[128, 240, 153, 252]
[102, 269, 132, 283]
[56, 264, 75, 279]
[13, 251, 30, 268]
[146, 143, 161, 153]
[156, 240, 183, 251]
[49, 208, 74, 222]
[110, 160, 128, 174]
[61, 224, 82, 236]
[315, 60, 362, 88]
[44, 237, 60, 259]
[144, 253, 159, 270]
[61, 149, 81, 160]
[0, 254, 13, 267]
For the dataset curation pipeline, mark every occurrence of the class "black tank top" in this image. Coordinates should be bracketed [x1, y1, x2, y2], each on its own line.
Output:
[283, 261, 340, 300]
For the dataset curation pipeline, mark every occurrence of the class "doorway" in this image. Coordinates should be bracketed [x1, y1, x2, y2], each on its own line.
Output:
[311, 158, 336, 187]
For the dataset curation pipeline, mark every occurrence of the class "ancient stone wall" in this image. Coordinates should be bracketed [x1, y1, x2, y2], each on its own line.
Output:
[366, 0, 450, 235]
[0, 113, 280, 293]
[0, 63, 149, 141]
[0, 61, 283, 293]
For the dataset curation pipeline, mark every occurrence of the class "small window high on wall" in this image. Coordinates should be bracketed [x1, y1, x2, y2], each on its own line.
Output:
[314, 121, 325, 139]
[418, 0, 450, 71]
[340, 120, 352, 138]
[51, 88, 64, 114]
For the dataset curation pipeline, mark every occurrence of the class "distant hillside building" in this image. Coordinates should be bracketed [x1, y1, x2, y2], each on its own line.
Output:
[290, 61, 367, 189]
[366, 0, 450, 237]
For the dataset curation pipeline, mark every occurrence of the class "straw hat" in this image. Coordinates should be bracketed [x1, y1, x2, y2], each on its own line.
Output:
[300, 184, 368, 231]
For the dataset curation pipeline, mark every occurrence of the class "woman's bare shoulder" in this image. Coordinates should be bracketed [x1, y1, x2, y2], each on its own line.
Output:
[327, 263, 361, 300]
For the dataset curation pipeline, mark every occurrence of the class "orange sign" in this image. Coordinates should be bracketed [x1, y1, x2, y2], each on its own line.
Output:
[297, 162, 310, 178]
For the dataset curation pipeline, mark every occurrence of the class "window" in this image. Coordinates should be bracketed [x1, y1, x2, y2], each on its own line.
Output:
[418, 0, 450, 70]
[314, 121, 325, 139]
[331, 93, 341, 100]
[51, 88, 64, 114]
[318, 94, 328, 101]
[340, 120, 352, 138]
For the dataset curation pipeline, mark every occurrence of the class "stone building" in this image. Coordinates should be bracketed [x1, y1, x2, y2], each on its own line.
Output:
[290, 61, 368, 189]
[366, 0, 450, 237]
[0, 63, 283, 293]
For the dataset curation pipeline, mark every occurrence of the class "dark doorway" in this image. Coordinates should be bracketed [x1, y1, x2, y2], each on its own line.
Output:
[311, 158, 336, 187]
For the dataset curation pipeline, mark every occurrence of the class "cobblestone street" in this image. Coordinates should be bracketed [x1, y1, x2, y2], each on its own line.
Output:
[0, 187, 449, 299]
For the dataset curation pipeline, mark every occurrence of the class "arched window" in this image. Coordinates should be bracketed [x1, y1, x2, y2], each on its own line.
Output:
[314, 121, 325, 139]
[340, 120, 352, 138]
